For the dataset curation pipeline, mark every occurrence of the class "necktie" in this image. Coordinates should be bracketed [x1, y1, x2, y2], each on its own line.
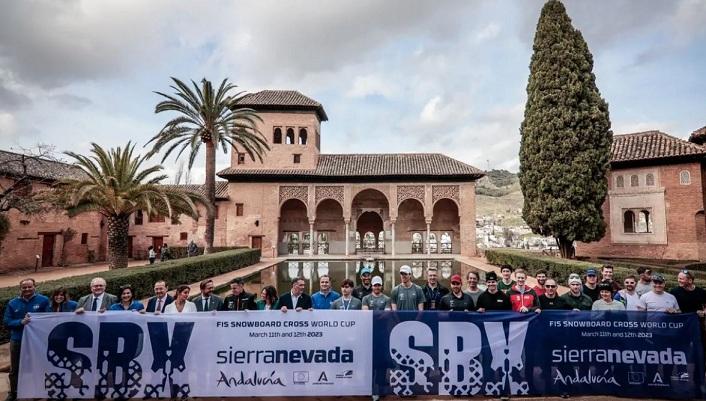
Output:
[92, 297, 99, 311]
[204, 298, 209, 311]
[156, 298, 163, 312]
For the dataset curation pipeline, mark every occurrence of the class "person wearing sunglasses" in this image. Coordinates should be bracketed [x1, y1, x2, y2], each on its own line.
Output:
[614, 275, 641, 311]
[635, 267, 654, 297]
[670, 270, 706, 316]
[538, 279, 567, 310]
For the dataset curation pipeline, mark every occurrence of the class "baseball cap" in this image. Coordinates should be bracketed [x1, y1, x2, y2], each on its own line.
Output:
[450, 274, 462, 284]
[597, 282, 612, 292]
[568, 277, 582, 285]
[371, 276, 383, 286]
[586, 268, 597, 276]
[399, 265, 412, 275]
[485, 271, 498, 282]
[360, 266, 373, 276]
[652, 273, 665, 283]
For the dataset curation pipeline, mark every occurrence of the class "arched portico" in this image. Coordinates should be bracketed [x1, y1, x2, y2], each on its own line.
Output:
[351, 189, 389, 254]
[314, 198, 345, 254]
[278, 199, 309, 255]
[431, 198, 460, 254]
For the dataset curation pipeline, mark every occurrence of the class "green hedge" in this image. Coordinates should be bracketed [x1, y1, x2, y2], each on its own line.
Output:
[166, 246, 246, 260]
[484, 249, 705, 289]
[0, 248, 260, 343]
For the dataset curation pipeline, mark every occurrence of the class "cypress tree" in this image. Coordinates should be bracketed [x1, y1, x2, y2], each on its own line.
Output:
[519, 0, 612, 258]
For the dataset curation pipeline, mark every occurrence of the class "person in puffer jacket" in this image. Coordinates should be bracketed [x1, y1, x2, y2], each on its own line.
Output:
[507, 269, 540, 312]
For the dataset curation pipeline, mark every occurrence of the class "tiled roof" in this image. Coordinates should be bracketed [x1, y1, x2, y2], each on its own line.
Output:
[218, 153, 484, 180]
[611, 131, 706, 163]
[0, 150, 86, 181]
[234, 90, 328, 121]
[162, 181, 229, 200]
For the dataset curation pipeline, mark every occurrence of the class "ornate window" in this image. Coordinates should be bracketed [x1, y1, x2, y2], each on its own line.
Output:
[299, 128, 308, 145]
[317, 232, 329, 255]
[623, 210, 635, 233]
[273, 128, 282, 144]
[429, 233, 437, 253]
[412, 232, 423, 253]
[630, 175, 639, 187]
[440, 232, 452, 253]
[646, 173, 655, 186]
[355, 232, 361, 249]
[680, 170, 691, 185]
[286, 128, 295, 144]
[363, 232, 376, 249]
[637, 210, 652, 233]
[616, 175, 624, 188]
[378, 232, 384, 249]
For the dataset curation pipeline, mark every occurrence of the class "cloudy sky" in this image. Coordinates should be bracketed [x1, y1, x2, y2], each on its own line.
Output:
[0, 0, 705, 181]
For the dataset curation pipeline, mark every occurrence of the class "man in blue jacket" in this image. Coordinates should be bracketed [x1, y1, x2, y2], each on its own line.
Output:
[3, 278, 50, 401]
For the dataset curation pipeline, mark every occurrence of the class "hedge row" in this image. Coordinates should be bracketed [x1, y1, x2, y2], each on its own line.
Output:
[484, 249, 706, 289]
[0, 248, 260, 343]
[166, 246, 247, 260]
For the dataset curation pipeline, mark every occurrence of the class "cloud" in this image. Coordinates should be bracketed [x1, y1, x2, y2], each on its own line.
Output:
[50, 94, 92, 110]
[0, 113, 18, 137]
[0, 83, 30, 111]
[346, 74, 398, 99]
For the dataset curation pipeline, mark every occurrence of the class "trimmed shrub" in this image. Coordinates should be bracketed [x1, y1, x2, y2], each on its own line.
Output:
[484, 249, 704, 289]
[0, 248, 260, 343]
[167, 246, 246, 260]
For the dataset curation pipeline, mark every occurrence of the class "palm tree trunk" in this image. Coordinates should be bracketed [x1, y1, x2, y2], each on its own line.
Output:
[204, 141, 216, 254]
[107, 215, 130, 269]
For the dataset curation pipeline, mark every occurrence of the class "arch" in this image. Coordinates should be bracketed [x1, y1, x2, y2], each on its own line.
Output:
[680, 170, 691, 185]
[351, 188, 390, 208]
[397, 198, 426, 251]
[279, 199, 309, 255]
[286, 128, 295, 144]
[273, 128, 282, 144]
[637, 210, 651, 233]
[646, 173, 655, 186]
[314, 198, 344, 255]
[298, 128, 308, 145]
[356, 211, 384, 252]
[431, 198, 460, 254]
[616, 175, 624, 188]
[432, 197, 460, 213]
[623, 210, 635, 233]
[630, 175, 639, 187]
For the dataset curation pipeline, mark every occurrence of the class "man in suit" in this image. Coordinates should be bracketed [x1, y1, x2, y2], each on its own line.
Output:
[194, 279, 223, 312]
[76, 277, 118, 313]
[145, 280, 173, 313]
[278, 277, 312, 312]
[221, 278, 256, 311]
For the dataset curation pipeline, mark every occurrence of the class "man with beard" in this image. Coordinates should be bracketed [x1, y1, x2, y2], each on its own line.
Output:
[362, 276, 391, 310]
[561, 276, 593, 311]
[636, 267, 654, 296]
[440, 274, 474, 311]
[538, 279, 567, 310]
[464, 271, 484, 305]
[391, 265, 425, 311]
[278, 277, 313, 312]
[614, 275, 641, 311]
[221, 278, 257, 311]
[582, 268, 600, 301]
[476, 272, 512, 312]
[353, 266, 374, 300]
[422, 267, 449, 310]
[194, 279, 224, 312]
[532, 270, 548, 296]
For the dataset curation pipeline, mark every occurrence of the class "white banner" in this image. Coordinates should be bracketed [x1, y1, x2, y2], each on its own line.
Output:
[19, 311, 372, 398]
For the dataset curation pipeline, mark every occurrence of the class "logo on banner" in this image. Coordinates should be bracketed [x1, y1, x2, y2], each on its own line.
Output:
[336, 370, 354, 379]
[552, 368, 620, 386]
[387, 321, 530, 397]
[44, 321, 194, 400]
[627, 371, 645, 385]
[314, 372, 333, 385]
[293, 371, 309, 384]
[672, 372, 690, 382]
[648, 372, 669, 388]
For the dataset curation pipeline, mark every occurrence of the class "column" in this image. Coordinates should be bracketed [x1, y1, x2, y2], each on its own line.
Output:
[391, 220, 396, 256]
[426, 221, 431, 255]
[345, 219, 350, 256]
[309, 222, 314, 256]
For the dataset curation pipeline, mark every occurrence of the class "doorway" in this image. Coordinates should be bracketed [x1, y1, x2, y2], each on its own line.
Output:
[251, 236, 263, 250]
[152, 237, 164, 259]
[127, 236, 134, 258]
[41, 234, 55, 267]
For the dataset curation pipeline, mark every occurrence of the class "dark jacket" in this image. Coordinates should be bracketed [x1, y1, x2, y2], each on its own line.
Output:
[439, 292, 475, 311]
[423, 284, 450, 310]
[561, 292, 593, 311]
[538, 294, 568, 310]
[194, 294, 224, 312]
[76, 293, 118, 311]
[277, 292, 312, 310]
[352, 285, 372, 300]
[51, 300, 78, 312]
[221, 292, 257, 311]
[145, 295, 174, 313]
[476, 290, 512, 311]
[4, 293, 51, 342]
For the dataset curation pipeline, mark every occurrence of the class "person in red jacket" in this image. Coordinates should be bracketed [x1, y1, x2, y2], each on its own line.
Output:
[508, 269, 540, 313]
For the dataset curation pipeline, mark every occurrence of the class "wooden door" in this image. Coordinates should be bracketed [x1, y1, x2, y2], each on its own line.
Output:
[41, 235, 55, 267]
[252, 236, 263, 250]
[127, 236, 133, 258]
[152, 237, 163, 259]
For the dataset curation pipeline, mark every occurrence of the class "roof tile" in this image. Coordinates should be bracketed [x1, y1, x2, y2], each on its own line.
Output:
[234, 90, 328, 121]
[612, 131, 706, 163]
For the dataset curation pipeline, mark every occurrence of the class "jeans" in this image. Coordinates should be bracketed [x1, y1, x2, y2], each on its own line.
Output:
[9, 340, 20, 395]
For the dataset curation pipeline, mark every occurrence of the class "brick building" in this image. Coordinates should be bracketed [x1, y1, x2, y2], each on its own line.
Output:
[1, 90, 484, 271]
[576, 130, 706, 261]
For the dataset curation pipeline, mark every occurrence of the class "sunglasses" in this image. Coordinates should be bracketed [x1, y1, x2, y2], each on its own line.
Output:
[400, 272, 410, 276]
[544, 285, 557, 288]
[451, 281, 461, 285]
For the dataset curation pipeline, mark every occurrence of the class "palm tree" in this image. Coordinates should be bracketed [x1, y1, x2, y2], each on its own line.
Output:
[146, 78, 268, 253]
[50, 142, 208, 269]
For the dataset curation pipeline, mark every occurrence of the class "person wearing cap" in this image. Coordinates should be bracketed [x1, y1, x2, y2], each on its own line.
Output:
[497, 265, 516, 294]
[637, 274, 680, 313]
[532, 270, 548, 297]
[600, 265, 622, 293]
[391, 265, 425, 311]
[362, 276, 391, 310]
[312, 275, 341, 310]
[670, 270, 706, 315]
[636, 267, 654, 296]
[582, 268, 600, 301]
[507, 269, 540, 313]
[439, 274, 474, 311]
[331, 279, 362, 310]
[538, 279, 567, 310]
[592, 281, 626, 311]
[614, 275, 641, 311]
[464, 271, 484, 305]
[560, 276, 593, 311]
[476, 271, 512, 312]
[422, 267, 449, 310]
[353, 266, 374, 300]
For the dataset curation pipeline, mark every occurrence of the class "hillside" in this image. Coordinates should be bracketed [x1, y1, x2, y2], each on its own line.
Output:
[475, 170, 525, 225]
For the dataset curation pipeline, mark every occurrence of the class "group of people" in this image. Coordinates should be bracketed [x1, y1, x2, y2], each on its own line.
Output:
[146, 240, 200, 265]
